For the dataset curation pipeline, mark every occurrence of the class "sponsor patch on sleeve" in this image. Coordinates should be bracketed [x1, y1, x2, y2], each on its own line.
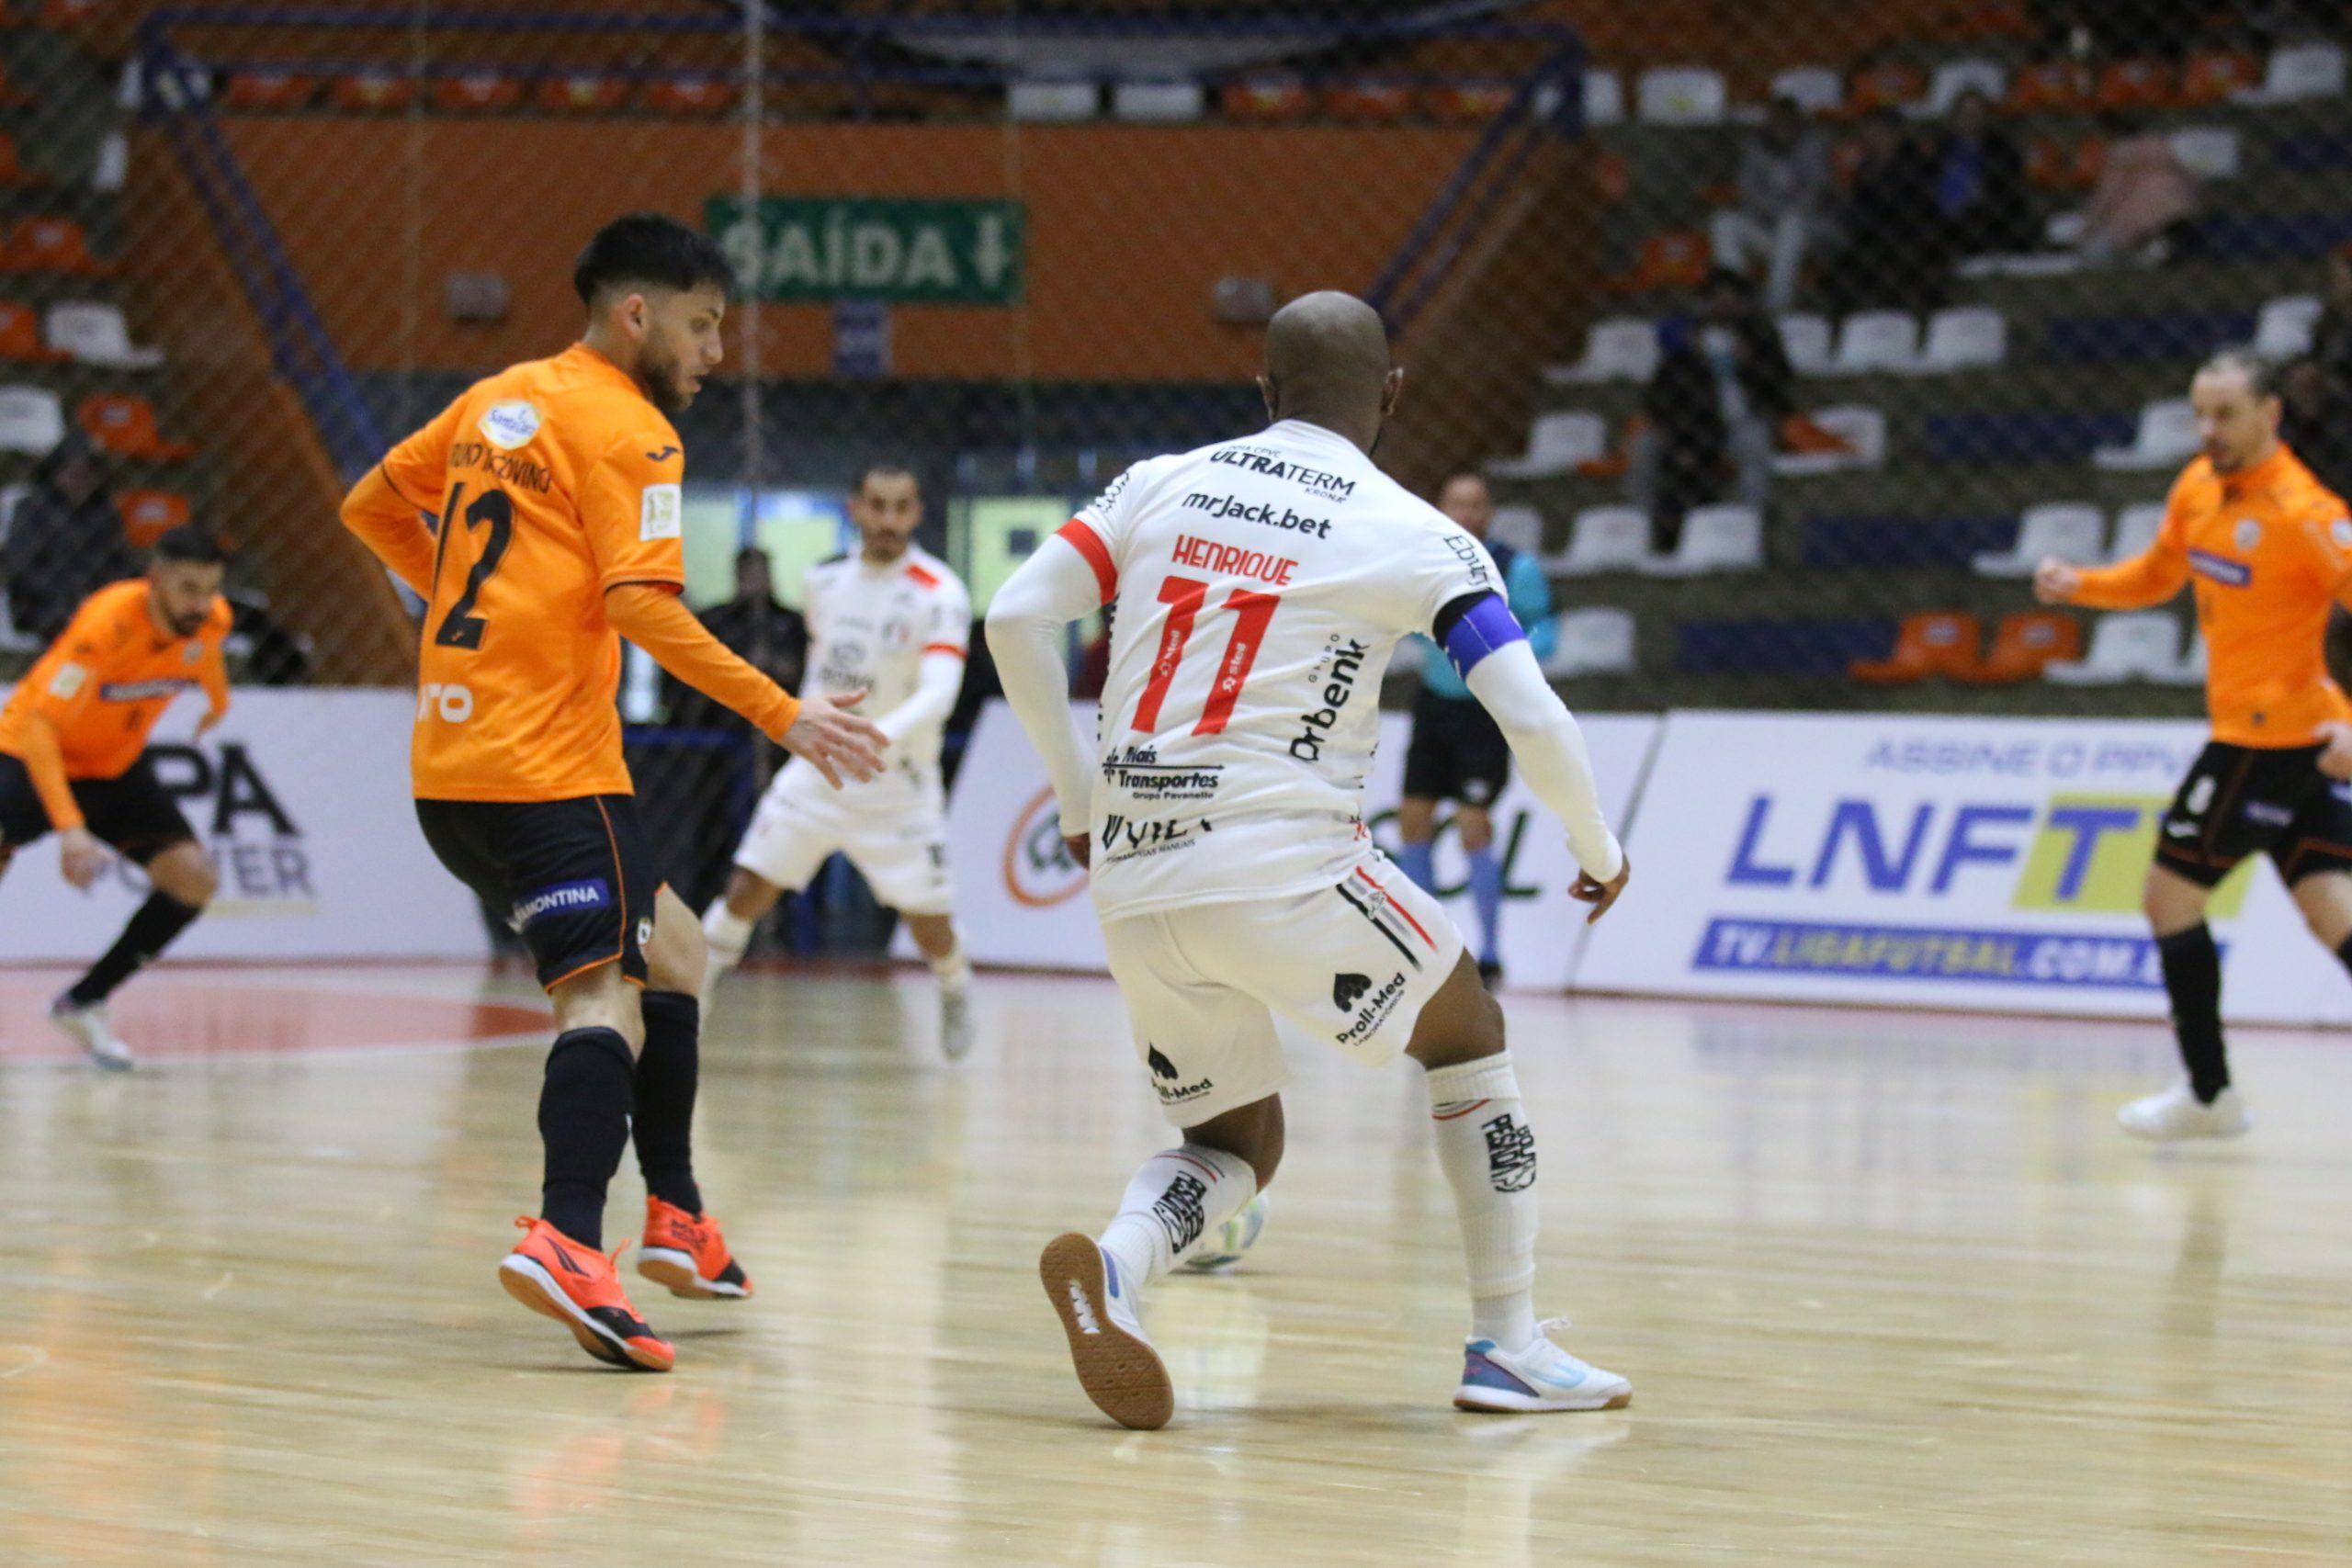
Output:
[2331, 517, 2352, 551]
[639, 482, 683, 542]
[45, 662, 87, 700]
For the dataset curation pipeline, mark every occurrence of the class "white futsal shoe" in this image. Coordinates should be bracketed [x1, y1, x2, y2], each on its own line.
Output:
[1453, 1320, 1632, 1413]
[2117, 1082, 2248, 1142]
[939, 987, 974, 1062]
[51, 996, 133, 1072]
[1039, 1233, 1173, 1430]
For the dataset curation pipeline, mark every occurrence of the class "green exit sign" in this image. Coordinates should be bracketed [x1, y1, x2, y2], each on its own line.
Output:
[708, 197, 1025, 305]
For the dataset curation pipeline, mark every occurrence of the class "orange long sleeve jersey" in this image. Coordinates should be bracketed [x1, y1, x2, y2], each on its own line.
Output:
[2068, 445, 2352, 747]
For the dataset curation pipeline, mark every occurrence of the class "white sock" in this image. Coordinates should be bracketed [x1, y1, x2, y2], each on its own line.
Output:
[1097, 1144, 1258, 1301]
[1427, 1054, 1541, 1352]
[926, 935, 972, 996]
[701, 902, 753, 1006]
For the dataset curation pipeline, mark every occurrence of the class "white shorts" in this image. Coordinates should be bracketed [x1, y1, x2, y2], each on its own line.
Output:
[1101, 853, 1464, 1126]
[732, 774, 956, 917]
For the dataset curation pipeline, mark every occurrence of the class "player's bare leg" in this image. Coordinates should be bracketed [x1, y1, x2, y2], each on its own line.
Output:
[2120, 863, 2248, 1142]
[51, 838, 216, 1072]
[1042, 1096, 1273, 1431]
[1408, 953, 1630, 1412]
[633, 886, 752, 1301]
[905, 911, 976, 1060]
[697, 866, 784, 1012]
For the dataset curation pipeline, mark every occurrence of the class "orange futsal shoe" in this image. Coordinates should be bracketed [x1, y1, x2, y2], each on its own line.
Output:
[636, 1197, 754, 1301]
[498, 1217, 675, 1371]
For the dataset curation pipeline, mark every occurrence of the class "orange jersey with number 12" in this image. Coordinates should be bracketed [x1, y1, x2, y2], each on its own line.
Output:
[376, 343, 685, 802]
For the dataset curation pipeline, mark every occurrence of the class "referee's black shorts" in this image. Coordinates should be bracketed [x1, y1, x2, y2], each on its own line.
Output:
[1401, 688, 1511, 808]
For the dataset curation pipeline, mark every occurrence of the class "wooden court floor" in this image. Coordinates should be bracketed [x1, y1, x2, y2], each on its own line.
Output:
[1, 962, 2348, 1566]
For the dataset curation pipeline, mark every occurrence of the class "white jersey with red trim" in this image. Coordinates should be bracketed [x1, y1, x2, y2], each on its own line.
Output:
[1061, 418, 1502, 920]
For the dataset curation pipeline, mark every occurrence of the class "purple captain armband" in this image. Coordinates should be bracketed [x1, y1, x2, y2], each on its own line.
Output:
[1438, 590, 1527, 680]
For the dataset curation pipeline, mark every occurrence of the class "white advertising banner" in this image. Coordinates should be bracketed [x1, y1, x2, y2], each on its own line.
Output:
[1577, 711, 2352, 1025]
[938, 698, 1660, 987]
[0, 687, 491, 963]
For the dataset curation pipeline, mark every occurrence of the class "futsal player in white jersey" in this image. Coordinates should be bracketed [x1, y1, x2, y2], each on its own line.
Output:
[702, 466, 979, 1058]
[987, 292, 1634, 1429]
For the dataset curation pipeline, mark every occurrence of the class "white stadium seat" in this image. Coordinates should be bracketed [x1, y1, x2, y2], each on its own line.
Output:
[92, 132, 127, 194]
[1973, 503, 2105, 578]
[1636, 66, 1726, 125]
[2043, 612, 2182, 684]
[2108, 503, 2165, 562]
[2255, 294, 2323, 359]
[1548, 506, 1654, 575]
[1546, 317, 1657, 384]
[1007, 79, 1098, 121]
[1768, 65, 1842, 116]
[1582, 69, 1624, 128]
[0, 385, 64, 455]
[1774, 405, 1886, 475]
[2093, 400, 2199, 471]
[1829, 310, 1919, 373]
[2241, 41, 2345, 104]
[1487, 411, 1606, 479]
[1927, 58, 2006, 114]
[1543, 607, 1637, 677]
[2152, 632, 2207, 688]
[1640, 503, 1763, 576]
[1487, 504, 1544, 559]
[1111, 80, 1204, 122]
[1775, 312, 1832, 375]
[2166, 127, 2240, 180]
[46, 302, 163, 368]
[1919, 306, 2007, 371]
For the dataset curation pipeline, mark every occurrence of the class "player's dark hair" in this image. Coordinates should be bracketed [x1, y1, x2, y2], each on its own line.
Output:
[2200, 346, 2280, 400]
[854, 462, 920, 497]
[573, 213, 735, 310]
[153, 525, 227, 566]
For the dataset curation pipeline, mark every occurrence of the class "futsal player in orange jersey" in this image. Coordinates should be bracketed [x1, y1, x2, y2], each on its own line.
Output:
[2037, 349, 2352, 1142]
[341, 214, 886, 1371]
[0, 527, 232, 1070]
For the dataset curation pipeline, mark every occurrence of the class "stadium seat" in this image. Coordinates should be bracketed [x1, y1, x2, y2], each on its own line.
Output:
[1918, 307, 2007, 371]
[1775, 312, 1832, 375]
[1326, 81, 1415, 122]
[645, 77, 737, 116]
[1973, 503, 2105, 578]
[46, 302, 162, 368]
[2042, 612, 2181, 683]
[1927, 58, 2006, 114]
[1635, 67, 1726, 125]
[330, 73, 417, 113]
[223, 71, 318, 111]
[537, 76, 631, 115]
[1221, 77, 1312, 121]
[78, 393, 195, 462]
[1769, 66, 1842, 117]
[2007, 60, 2086, 114]
[1548, 507, 1654, 574]
[2179, 50, 2259, 106]
[0, 482, 24, 537]
[1543, 607, 1637, 677]
[2093, 59, 2176, 111]
[1111, 80, 1206, 123]
[1829, 310, 1919, 373]
[2107, 503, 2165, 561]
[1425, 83, 1515, 123]
[1850, 611, 1982, 684]
[0, 300, 66, 363]
[1959, 611, 2083, 683]
[1582, 70, 1624, 128]
[119, 488, 189, 548]
[0, 134, 44, 188]
[1485, 505, 1544, 561]
[2167, 128, 2240, 181]
[1845, 61, 1924, 114]
[2255, 294, 2323, 358]
[0, 385, 63, 454]
[434, 74, 525, 115]
[1616, 230, 1711, 293]
[2244, 42, 2345, 104]
[2093, 400, 2199, 471]
[1487, 412, 1607, 479]
[1009, 80, 1099, 122]
[1641, 504, 1763, 576]
[0, 218, 114, 276]
[1546, 317, 1657, 384]
[1775, 405, 1885, 474]
[92, 132, 125, 194]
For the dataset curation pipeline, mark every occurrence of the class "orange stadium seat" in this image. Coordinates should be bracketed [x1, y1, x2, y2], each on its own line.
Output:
[644, 77, 738, 116]
[119, 489, 191, 548]
[2093, 58, 2177, 111]
[2027, 136, 2103, 191]
[1955, 611, 2082, 683]
[1323, 81, 1415, 122]
[1425, 82, 1514, 123]
[330, 73, 418, 113]
[0, 134, 42, 187]
[78, 394, 196, 462]
[2070, 137, 2108, 189]
[434, 74, 525, 115]
[537, 75, 631, 115]
[2006, 60, 2086, 114]
[2178, 49, 2259, 106]
[1220, 76, 1312, 121]
[223, 72, 320, 111]
[0, 299, 66, 363]
[1846, 61, 1925, 115]
[1, 218, 117, 276]
[1610, 229, 1710, 294]
[1850, 611, 1982, 684]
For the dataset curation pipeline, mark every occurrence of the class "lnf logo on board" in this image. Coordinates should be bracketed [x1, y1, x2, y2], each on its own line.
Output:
[708, 197, 1025, 304]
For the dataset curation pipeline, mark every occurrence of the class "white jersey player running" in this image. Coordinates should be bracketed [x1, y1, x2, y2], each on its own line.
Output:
[988, 291, 1634, 1430]
[701, 465, 978, 1057]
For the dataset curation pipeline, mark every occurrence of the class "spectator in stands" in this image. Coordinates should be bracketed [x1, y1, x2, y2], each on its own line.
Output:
[0, 434, 138, 644]
[1629, 266, 1793, 530]
[2076, 113, 2199, 265]
[2312, 244, 2352, 395]
[1820, 107, 1944, 315]
[1929, 90, 2030, 259]
[2279, 355, 2352, 499]
[1708, 96, 1831, 312]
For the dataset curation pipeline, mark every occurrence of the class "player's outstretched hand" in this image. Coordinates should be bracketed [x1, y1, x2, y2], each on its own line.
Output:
[2319, 721, 2352, 782]
[59, 827, 109, 891]
[1569, 851, 1630, 925]
[2032, 557, 2080, 605]
[781, 692, 888, 789]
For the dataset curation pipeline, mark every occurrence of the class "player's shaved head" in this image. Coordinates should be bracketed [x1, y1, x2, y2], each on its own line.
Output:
[2191, 346, 2282, 474]
[1258, 290, 1403, 454]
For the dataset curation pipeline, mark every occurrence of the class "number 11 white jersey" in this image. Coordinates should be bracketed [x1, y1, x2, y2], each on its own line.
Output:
[1061, 418, 1502, 920]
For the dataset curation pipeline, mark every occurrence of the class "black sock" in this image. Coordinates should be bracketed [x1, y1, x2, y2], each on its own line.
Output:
[67, 891, 203, 1008]
[634, 991, 703, 1215]
[2156, 924, 2228, 1104]
[537, 1028, 637, 1249]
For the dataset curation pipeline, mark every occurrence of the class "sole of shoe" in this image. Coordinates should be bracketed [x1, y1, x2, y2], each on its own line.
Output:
[498, 1253, 673, 1371]
[637, 1247, 752, 1301]
[51, 1014, 132, 1073]
[1453, 1384, 1634, 1414]
[1038, 1232, 1172, 1431]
